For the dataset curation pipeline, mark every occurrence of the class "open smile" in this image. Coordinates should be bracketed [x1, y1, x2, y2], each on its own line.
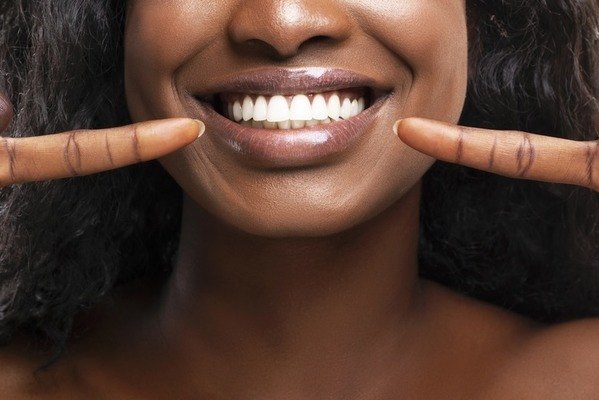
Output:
[189, 68, 392, 168]
[216, 88, 369, 130]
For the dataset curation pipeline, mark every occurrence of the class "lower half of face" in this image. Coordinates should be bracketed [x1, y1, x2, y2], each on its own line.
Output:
[124, 0, 468, 237]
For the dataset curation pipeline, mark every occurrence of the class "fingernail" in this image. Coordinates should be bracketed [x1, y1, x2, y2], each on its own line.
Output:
[194, 119, 205, 138]
[143, 118, 204, 140]
[393, 120, 402, 136]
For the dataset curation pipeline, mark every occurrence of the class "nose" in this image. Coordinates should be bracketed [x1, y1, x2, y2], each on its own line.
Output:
[228, 0, 353, 59]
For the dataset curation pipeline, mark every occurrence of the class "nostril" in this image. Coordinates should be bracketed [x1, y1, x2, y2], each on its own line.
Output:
[296, 35, 335, 52]
[245, 38, 269, 51]
[304, 35, 332, 45]
[240, 35, 338, 60]
[228, 1, 353, 60]
[241, 38, 296, 59]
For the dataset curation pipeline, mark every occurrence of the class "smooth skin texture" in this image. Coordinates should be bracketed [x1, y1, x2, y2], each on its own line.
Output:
[1, 1, 599, 399]
[394, 118, 599, 191]
[0, 119, 204, 187]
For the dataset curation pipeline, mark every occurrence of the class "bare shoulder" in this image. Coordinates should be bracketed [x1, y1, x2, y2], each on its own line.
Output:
[0, 345, 43, 399]
[532, 318, 599, 361]
[424, 282, 599, 399]
[523, 319, 599, 382]
[0, 341, 77, 400]
[0, 286, 163, 399]
[488, 319, 599, 399]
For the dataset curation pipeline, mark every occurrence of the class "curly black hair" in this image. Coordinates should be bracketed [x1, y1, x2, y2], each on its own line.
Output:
[0, 0, 598, 363]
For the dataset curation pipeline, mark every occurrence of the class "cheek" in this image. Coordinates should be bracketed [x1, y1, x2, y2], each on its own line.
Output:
[124, 1, 224, 121]
[354, 0, 469, 122]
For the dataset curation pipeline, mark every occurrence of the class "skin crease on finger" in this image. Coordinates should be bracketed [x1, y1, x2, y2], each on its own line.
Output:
[4, 1, 599, 399]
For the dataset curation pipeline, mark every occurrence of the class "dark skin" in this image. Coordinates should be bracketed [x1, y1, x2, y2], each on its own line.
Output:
[1, 0, 599, 398]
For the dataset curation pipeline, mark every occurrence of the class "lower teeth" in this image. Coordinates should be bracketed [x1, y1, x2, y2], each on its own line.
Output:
[239, 118, 338, 129]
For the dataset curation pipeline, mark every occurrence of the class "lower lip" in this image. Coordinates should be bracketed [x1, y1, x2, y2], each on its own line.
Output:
[189, 95, 387, 168]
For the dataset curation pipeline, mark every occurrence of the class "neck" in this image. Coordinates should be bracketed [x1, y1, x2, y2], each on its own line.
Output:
[158, 183, 424, 395]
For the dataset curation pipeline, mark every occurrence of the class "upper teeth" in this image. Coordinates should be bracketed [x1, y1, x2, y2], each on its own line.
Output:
[224, 92, 366, 129]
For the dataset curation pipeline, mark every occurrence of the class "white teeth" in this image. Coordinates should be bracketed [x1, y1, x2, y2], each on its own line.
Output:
[289, 95, 312, 120]
[233, 101, 243, 122]
[242, 96, 254, 121]
[327, 94, 341, 120]
[311, 94, 329, 120]
[266, 95, 290, 122]
[253, 96, 268, 121]
[350, 99, 360, 117]
[340, 98, 352, 120]
[224, 93, 367, 128]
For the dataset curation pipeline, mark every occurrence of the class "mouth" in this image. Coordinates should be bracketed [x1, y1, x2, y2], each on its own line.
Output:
[189, 68, 392, 168]
[201, 87, 373, 130]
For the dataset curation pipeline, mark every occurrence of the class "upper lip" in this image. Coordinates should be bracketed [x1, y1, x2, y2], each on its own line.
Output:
[193, 67, 392, 99]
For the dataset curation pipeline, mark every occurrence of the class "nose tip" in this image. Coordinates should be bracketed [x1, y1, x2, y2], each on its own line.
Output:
[228, 0, 352, 59]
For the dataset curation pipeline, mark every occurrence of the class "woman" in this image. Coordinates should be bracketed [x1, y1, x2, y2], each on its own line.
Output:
[0, 0, 598, 398]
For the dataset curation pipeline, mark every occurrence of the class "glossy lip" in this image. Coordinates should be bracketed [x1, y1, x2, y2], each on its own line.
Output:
[194, 67, 389, 98]
[188, 68, 392, 168]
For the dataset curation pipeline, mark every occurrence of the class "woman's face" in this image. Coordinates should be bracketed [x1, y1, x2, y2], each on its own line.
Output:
[124, 0, 468, 236]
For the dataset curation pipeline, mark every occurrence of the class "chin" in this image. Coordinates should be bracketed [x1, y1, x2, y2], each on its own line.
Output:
[201, 200, 359, 238]
[188, 182, 415, 239]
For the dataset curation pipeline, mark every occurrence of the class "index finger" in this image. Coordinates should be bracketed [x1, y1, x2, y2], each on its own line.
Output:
[0, 118, 204, 187]
[394, 118, 599, 191]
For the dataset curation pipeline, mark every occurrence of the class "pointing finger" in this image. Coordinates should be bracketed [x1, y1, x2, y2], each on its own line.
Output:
[394, 117, 599, 192]
[0, 118, 204, 187]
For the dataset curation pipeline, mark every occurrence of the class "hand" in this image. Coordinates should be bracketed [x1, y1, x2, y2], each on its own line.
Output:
[394, 118, 599, 192]
[0, 92, 204, 188]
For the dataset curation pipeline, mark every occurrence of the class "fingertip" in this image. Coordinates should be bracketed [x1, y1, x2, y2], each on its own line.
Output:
[393, 119, 402, 136]
[393, 117, 425, 137]
[393, 118, 421, 141]
[394, 117, 452, 137]
[194, 119, 205, 139]
[175, 118, 205, 141]
[148, 118, 204, 141]
[391, 117, 442, 152]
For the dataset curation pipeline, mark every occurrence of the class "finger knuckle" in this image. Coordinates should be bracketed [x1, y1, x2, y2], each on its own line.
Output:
[488, 132, 498, 170]
[64, 130, 83, 176]
[130, 125, 143, 163]
[515, 132, 536, 177]
[585, 140, 599, 191]
[104, 131, 116, 167]
[455, 126, 466, 164]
